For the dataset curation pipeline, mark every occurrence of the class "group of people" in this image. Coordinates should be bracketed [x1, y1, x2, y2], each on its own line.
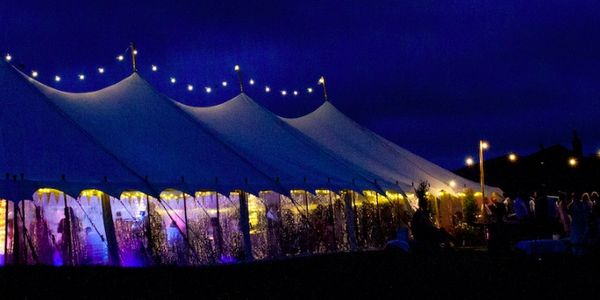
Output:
[486, 190, 600, 255]
[27, 206, 108, 265]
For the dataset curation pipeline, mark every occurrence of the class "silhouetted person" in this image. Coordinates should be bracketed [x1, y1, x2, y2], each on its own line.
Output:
[29, 206, 52, 265]
[556, 192, 571, 237]
[513, 194, 529, 221]
[487, 197, 509, 252]
[411, 197, 452, 253]
[57, 207, 82, 265]
[568, 193, 592, 256]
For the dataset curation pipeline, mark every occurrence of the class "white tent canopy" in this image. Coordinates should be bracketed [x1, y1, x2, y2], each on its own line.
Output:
[175, 94, 407, 194]
[30, 73, 283, 195]
[282, 101, 503, 196]
[0, 62, 150, 200]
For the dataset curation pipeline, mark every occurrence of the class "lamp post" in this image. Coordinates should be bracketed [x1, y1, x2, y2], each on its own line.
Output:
[479, 140, 489, 220]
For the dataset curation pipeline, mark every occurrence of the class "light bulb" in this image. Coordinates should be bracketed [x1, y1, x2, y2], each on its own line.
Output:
[187, 84, 193, 91]
[465, 157, 474, 166]
[265, 86, 270, 92]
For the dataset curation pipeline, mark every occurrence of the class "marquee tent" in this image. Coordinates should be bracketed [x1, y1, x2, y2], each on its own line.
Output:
[174, 94, 407, 194]
[0, 62, 151, 200]
[31, 73, 284, 196]
[282, 101, 503, 196]
[0, 61, 501, 267]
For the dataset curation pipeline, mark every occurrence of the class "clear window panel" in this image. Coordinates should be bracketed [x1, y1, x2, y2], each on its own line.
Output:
[247, 193, 267, 260]
[221, 193, 243, 262]
[154, 191, 188, 266]
[112, 192, 148, 267]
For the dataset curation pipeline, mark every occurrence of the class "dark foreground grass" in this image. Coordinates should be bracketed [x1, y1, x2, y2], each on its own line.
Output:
[1, 250, 600, 299]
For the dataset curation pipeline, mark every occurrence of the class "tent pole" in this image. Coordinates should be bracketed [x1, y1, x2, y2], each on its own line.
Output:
[12, 201, 20, 265]
[130, 42, 137, 73]
[343, 190, 358, 251]
[100, 193, 121, 266]
[237, 190, 253, 261]
[182, 193, 192, 264]
[318, 76, 328, 102]
[144, 194, 157, 265]
[375, 192, 382, 245]
[213, 191, 224, 262]
[3, 200, 7, 265]
[63, 193, 73, 266]
[20, 202, 27, 263]
[304, 190, 311, 254]
[235, 65, 244, 93]
[352, 191, 362, 248]
[327, 191, 337, 252]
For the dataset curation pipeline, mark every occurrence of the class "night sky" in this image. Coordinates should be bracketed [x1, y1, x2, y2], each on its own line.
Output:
[2, 1, 600, 170]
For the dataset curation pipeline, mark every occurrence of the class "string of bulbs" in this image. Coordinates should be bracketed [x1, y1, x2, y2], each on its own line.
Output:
[3, 47, 326, 99]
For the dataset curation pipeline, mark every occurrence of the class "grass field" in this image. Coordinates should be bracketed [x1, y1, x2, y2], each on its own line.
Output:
[1, 250, 599, 299]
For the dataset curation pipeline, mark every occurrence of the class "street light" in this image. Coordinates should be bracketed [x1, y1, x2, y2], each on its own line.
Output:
[568, 157, 577, 167]
[479, 140, 489, 218]
[508, 153, 517, 162]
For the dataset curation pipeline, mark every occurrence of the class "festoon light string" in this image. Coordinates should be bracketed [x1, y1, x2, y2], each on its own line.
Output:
[3, 44, 327, 100]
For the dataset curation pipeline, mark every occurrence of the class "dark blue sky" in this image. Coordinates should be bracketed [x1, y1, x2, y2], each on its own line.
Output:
[2, 0, 600, 169]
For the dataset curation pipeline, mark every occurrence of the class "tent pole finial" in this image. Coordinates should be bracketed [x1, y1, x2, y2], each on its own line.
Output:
[235, 65, 244, 93]
[318, 76, 328, 102]
[130, 42, 137, 73]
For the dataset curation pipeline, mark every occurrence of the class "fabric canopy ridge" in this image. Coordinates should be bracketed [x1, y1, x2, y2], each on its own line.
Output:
[175, 94, 405, 194]
[282, 101, 503, 196]
[28, 72, 284, 196]
[0, 62, 152, 200]
[2, 61, 500, 200]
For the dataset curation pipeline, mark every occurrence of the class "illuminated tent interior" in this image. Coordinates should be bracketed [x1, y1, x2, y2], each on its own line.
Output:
[0, 59, 497, 267]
